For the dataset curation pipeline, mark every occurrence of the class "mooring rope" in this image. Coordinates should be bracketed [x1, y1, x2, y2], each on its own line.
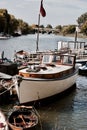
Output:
[0, 83, 15, 96]
[0, 76, 18, 96]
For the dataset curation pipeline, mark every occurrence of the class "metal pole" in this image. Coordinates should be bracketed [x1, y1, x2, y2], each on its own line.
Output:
[36, 13, 40, 52]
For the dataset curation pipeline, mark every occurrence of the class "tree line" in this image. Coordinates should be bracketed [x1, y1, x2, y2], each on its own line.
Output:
[0, 9, 87, 36]
[0, 9, 34, 36]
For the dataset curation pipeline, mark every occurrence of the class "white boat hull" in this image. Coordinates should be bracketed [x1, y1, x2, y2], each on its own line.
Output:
[18, 72, 78, 104]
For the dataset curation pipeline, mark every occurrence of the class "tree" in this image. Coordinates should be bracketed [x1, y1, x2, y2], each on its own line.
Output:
[81, 21, 87, 35]
[40, 25, 44, 28]
[21, 22, 29, 34]
[46, 24, 52, 29]
[62, 25, 76, 35]
[77, 12, 87, 26]
[9, 15, 19, 34]
[54, 25, 62, 33]
[0, 9, 31, 35]
[55, 25, 62, 31]
[0, 9, 11, 34]
[18, 19, 29, 34]
[0, 14, 6, 32]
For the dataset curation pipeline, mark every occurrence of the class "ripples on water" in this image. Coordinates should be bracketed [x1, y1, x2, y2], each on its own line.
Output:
[38, 76, 87, 130]
[0, 35, 87, 130]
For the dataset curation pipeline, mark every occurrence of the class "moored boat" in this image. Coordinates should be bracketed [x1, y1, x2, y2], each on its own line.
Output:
[0, 51, 18, 76]
[0, 110, 8, 130]
[13, 50, 41, 70]
[0, 35, 10, 40]
[0, 72, 19, 104]
[17, 53, 78, 104]
[8, 105, 40, 130]
[14, 1, 78, 105]
[57, 40, 87, 64]
[78, 62, 87, 76]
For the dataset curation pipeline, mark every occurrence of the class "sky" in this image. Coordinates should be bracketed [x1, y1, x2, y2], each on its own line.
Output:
[0, 0, 87, 27]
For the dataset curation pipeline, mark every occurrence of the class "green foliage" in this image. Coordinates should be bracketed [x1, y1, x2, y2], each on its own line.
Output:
[0, 9, 31, 35]
[46, 24, 53, 29]
[9, 15, 19, 34]
[55, 25, 62, 30]
[62, 25, 75, 35]
[77, 12, 87, 35]
[77, 12, 87, 25]
[40, 25, 44, 28]
[18, 19, 31, 34]
[20, 22, 29, 34]
[0, 9, 11, 34]
[0, 15, 6, 32]
[81, 21, 87, 35]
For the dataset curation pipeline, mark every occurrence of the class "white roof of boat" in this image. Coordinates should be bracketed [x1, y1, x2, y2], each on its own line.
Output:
[19, 65, 72, 75]
[0, 72, 12, 79]
[79, 65, 87, 70]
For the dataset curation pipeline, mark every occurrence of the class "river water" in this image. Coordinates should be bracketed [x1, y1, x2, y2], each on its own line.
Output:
[0, 34, 87, 130]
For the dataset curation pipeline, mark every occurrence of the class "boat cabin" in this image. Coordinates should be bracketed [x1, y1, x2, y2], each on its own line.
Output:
[19, 53, 76, 79]
[42, 53, 75, 66]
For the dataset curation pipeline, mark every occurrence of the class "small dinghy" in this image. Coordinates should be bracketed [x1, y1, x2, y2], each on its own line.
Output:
[8, 105, 39, 130]
[0, 110, 8, 130]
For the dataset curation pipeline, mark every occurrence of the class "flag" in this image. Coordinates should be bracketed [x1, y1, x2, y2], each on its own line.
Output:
[40, 0, 46, 17]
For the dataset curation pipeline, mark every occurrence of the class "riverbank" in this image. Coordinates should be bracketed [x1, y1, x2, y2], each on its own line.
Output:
[57, 32, 87, 39]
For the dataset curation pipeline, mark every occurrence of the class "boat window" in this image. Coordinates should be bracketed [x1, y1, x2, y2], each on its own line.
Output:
[52, 55, 56, 62]
[62, 56, 73, 65]
[42, 55, 53, 64]
[56, 56, 61, 61]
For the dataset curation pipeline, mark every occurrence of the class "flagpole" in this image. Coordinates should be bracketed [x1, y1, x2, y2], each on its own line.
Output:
[36, 13, 40, 52]
[74, 26, 79, 49]
[36, 0, 46, 52]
